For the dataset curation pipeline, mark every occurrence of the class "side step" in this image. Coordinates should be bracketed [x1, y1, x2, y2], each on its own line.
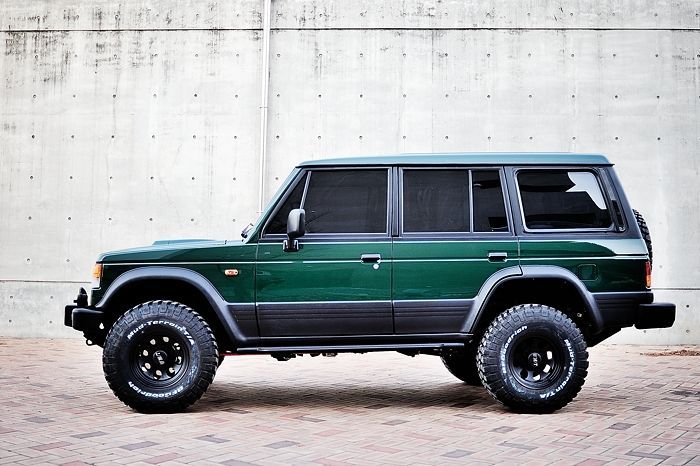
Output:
[235, 342, 466, 354]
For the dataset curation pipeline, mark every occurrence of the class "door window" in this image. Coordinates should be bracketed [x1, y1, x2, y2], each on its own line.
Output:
[403, 170, 470, 232]
[473, 170, 508, 232]
[517, 170, 613, 230]
[303, 170, 388, 234]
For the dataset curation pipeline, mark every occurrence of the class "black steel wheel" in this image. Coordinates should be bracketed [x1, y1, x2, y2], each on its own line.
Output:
[477, 304, 588, 413]
[440, 346, 482, 386]
[103, 300, 218, 413]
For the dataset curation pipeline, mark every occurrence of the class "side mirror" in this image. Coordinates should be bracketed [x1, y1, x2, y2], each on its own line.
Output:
[284, 209, 305, 252]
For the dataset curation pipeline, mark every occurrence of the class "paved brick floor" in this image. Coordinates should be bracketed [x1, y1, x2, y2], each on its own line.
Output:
[0, 339, 699, 465]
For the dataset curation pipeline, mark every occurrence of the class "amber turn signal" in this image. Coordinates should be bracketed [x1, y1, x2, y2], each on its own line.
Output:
[91, 263, 103, 288]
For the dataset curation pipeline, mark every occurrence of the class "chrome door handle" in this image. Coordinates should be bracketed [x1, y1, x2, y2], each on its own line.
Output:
[361, 253, 382, 263]
[488, 252, 508, 262]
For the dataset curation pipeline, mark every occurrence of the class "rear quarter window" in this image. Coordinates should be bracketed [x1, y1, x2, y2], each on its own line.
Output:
[517, 170, 613, 230]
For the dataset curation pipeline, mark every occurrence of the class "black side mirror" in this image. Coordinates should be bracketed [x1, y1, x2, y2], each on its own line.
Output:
[284, 209, 305, 252]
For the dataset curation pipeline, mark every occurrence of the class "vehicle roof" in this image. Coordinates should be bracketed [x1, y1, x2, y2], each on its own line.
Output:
[297, 152, 612, 167]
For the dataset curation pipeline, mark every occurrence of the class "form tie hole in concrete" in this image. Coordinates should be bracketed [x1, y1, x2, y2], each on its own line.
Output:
[152, 135, 156, 139]
[190, 218, 194, 222]
[234, 135, 237, 139]
[487, 94, 491, 99]
[149, 218, 153, 222]
[192, 135, 196, 139]
[112, 94, 116, 98]
[194, 93, 198, 97]
[445, 93, 449, 98]
[150, 176, 154, 180]
[32, 94, 36, 99]
[71, 135, 74, 139]
[191, 177, 195, 180]
[529, 136, 533, 140]
[403, 136, 406, 139]
[572, 137, 576, 140]
[111, 135, 115, 139]
[572, 94, 576, 98]
[488, 136, 491, 140]
[235, 94, 238, 98]
[615, 137, 619, 140]
[29, 176, 34, 180]
[31, 135, 35, 139]
[28, 216, 32, 220]
[359, 135, 363, 140]
[570, 53, 575, 58]
[153, 94, 157, 98]
[233, 177, 237, 181]
[317, 135, 322, 140]
[529, 94, 533, 98]
[615, 95, 619, 99]
[403, 94, 406, 98]
[657, 137, 661, 141]
[445, 136, 449, 140]
[69, 176, 73, 180]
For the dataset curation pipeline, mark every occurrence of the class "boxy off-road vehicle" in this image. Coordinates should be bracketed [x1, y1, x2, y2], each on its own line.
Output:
[65, 153, 675, 413]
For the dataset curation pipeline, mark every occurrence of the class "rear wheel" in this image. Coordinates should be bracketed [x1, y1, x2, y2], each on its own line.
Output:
[441, 346, 481, 386]
[102, 300, 218, 413]
[477, 304, 588, 413]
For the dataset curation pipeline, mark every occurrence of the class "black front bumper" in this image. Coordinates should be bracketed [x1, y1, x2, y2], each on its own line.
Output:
[64, 305, 104, 332]
[64, 288, 105, 333]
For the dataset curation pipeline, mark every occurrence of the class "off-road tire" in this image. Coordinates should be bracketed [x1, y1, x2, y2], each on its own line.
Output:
[633, 209, 653, 266]
[477, 304, 588, 413]
[441, 346, 482, 386]
[103, 300, 218, 413]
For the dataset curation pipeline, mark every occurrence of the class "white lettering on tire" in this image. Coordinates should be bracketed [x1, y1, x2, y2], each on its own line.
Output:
[539, 338, 576, 399]
[500, 325, 527, 376]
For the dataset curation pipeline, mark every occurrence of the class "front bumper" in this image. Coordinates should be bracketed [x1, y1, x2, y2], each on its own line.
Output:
[64, 288, 105, 337]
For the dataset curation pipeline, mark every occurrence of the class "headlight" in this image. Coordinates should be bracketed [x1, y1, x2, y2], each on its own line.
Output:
[91, 263, 103, 288]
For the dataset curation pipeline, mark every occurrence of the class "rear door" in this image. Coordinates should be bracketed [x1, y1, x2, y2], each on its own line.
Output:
[256, 168, 393, 337]
[392, 167, 518, 333]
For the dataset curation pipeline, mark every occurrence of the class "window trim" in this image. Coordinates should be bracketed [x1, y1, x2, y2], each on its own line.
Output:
[514, 167, 616, 234]
[398, 167, 512, 237]
[261, 167, 392, 239]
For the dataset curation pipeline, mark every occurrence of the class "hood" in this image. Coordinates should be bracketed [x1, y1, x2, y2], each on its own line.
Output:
[97, 238, 229, 263]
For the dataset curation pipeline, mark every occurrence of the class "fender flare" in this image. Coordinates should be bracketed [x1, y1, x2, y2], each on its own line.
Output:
[95, 266, 247, 345]
[464, 265, 603, 334]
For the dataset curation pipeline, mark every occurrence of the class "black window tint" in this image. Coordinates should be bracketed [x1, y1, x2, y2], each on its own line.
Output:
[266, 173, 307, 234]
[403, 170, 470, 232]
[518, 170, 613, 230]
[473, 170, 508, 232]
[303, 170, 388, 234]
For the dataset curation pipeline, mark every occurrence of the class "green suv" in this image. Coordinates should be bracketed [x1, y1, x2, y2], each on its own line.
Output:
[64, 153, 675, 413]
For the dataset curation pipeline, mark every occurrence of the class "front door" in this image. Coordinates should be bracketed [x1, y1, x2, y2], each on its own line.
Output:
[256, 168, 393, 337]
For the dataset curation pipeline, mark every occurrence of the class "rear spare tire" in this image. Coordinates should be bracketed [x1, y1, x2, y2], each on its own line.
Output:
[633, 209, 653, 266]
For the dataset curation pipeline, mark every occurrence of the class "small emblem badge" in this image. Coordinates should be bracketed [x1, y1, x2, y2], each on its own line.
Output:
[224, 269, 240, 277]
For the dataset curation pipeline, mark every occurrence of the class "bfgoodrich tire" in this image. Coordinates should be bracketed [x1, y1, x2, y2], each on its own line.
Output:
[477, 304, 588, 413]
[102, 300, 218, 413]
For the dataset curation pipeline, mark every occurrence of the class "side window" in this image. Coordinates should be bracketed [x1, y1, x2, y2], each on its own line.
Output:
[473, 170, 508, 232]
[266, 173, 307, 234]
[303, 170, 388, 234]
[517, 170, 613, 230]
[403, 170, 470, 232]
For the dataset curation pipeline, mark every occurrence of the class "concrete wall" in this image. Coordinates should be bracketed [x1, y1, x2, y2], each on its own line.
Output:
[1, 1, 698, 343]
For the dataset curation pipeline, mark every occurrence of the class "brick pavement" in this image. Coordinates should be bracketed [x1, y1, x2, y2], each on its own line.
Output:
[0, 338, 699, 465]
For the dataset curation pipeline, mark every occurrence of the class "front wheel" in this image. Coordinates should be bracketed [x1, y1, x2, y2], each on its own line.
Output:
[477, 304, 588, 413]
[102, 300, 218, 413]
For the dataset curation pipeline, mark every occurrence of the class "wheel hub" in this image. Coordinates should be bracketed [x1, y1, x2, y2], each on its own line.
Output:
[527, 352, 542, 369]
[153, 350, 168, 366]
